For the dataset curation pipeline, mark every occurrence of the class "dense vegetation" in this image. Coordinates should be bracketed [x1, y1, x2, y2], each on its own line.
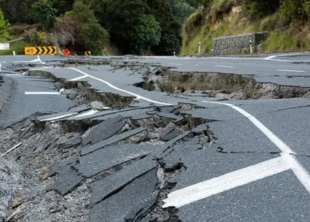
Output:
[182, 0, 310, 55]
[0, 0, 197, 55]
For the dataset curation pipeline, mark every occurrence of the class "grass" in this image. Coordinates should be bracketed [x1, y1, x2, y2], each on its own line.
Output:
[181, 5, 310, 55]
[262, 31, 310, 52]
[0, 41, 32, 55]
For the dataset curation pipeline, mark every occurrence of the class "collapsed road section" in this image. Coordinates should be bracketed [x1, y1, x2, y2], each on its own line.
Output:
[0, 98, 212, 221]
[0, 64, 213, 221]
[1, 56, 310, 222]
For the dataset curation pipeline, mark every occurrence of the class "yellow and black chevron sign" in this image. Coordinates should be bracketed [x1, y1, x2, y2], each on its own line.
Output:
[25, 46, 57, 55]
[85, 51, 91, 56]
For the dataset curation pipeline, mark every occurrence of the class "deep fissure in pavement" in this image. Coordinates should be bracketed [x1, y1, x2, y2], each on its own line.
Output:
[4, 59, 310, 221]
[0, 97, 214, 221]
[135, 67, 310, 100]
[26, 70, 134, 108]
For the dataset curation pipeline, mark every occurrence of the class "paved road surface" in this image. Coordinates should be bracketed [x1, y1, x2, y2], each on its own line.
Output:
[0, 53, 310, 221]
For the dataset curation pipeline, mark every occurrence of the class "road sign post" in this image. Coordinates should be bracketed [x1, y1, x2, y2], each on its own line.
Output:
[250, 40, 253, 54]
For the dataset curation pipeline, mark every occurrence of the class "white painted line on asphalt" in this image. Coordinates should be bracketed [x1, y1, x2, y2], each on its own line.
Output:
[163, 101, 310, 208]
[25, 92, 61, 95]
[38, 55, 42, 63]
[265, 55, 277, 60]
[204, 101, 295, 154]
[203, 101, 310, 191]
[71, 110, 100, 119]
[277, 69, 305, 73]
[163, 157, 290, 208]
[67, 68, 172, 106]
[29, 55, 43, 63]
[2, 74, 21, 76]
[69, 75, 88, 81]
[168, 63, 183, 66]
[207, 56, 300, 62]
[41, 112, 78, 122]
[215, 65, 233, 68]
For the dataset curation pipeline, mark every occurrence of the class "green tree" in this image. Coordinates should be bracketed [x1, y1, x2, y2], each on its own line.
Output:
[147, 0, 182, 55]
[0, 0, 36, 23]
[279, 0, 310, 19]
[305, 0, 310, 17]
[51, 0, 74, 16]
[126, 14, 161, 54]
[66, 0, 109, 54]
[92, 0, 162, 54]
[168, 0, 197, 22]
[0, 9, 9, 41]
[244, 0, 280, 18]
[193, 0, 212, 7]
[28, 0, 57, 31]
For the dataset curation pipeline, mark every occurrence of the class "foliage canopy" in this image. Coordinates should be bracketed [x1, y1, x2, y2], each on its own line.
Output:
[59, 0, 109, 54]
[28, 0, 57, 31]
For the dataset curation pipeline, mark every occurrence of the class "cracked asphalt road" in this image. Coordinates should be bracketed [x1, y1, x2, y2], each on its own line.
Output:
[0, 53, 310, 222]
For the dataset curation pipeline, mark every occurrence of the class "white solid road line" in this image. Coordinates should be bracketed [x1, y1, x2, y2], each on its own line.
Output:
[71, 110, 100, 119]
[277, 69, 305, 73]
[211, 101, 294, 154]
[215, 65, 233, 68]
[265, 55, 277, 60]
[25, 92, 61, 95]
[204, 101, 310, 192]
[2, 74, 21, 76]
[163, 101, 310, 208]
[67, 68, 172, 106]
[41, 112, 78, 122]
[168, 63, 183, 66]
[69, 75, 88, 81]
[163, 157, 290, 208]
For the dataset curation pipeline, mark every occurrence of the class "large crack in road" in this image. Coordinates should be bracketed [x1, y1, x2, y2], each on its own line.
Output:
[1, 57, 310, 222]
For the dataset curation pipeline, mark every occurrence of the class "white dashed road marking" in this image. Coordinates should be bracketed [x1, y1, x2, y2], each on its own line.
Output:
[40, 113, 78, 122]
[163, 157, 290, 208]
[70, 110, 100, 119]
[265, 55, 277, 60]
[25, 92, 61, 95]
[163, 101, 310, 208]
[277, 69, 305, 73]
[168, 63, 183, 66]
[215, 65, 234, 68]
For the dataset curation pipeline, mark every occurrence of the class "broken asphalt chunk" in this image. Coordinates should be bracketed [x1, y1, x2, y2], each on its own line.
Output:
[160, 127, 183, 141]
[82, 115, 124, 145]
[77, 144, 155, 178]
[80, 127, 147, 155]
[60, 134, 82, 149]
[90, 155, 157, 204]
[48, 164, 84, 196]
[90, 169, 158, 222]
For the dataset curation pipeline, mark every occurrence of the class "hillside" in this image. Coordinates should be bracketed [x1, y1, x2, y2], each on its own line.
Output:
[181, 0, 310, 55]
[0, 0, 197, 56]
